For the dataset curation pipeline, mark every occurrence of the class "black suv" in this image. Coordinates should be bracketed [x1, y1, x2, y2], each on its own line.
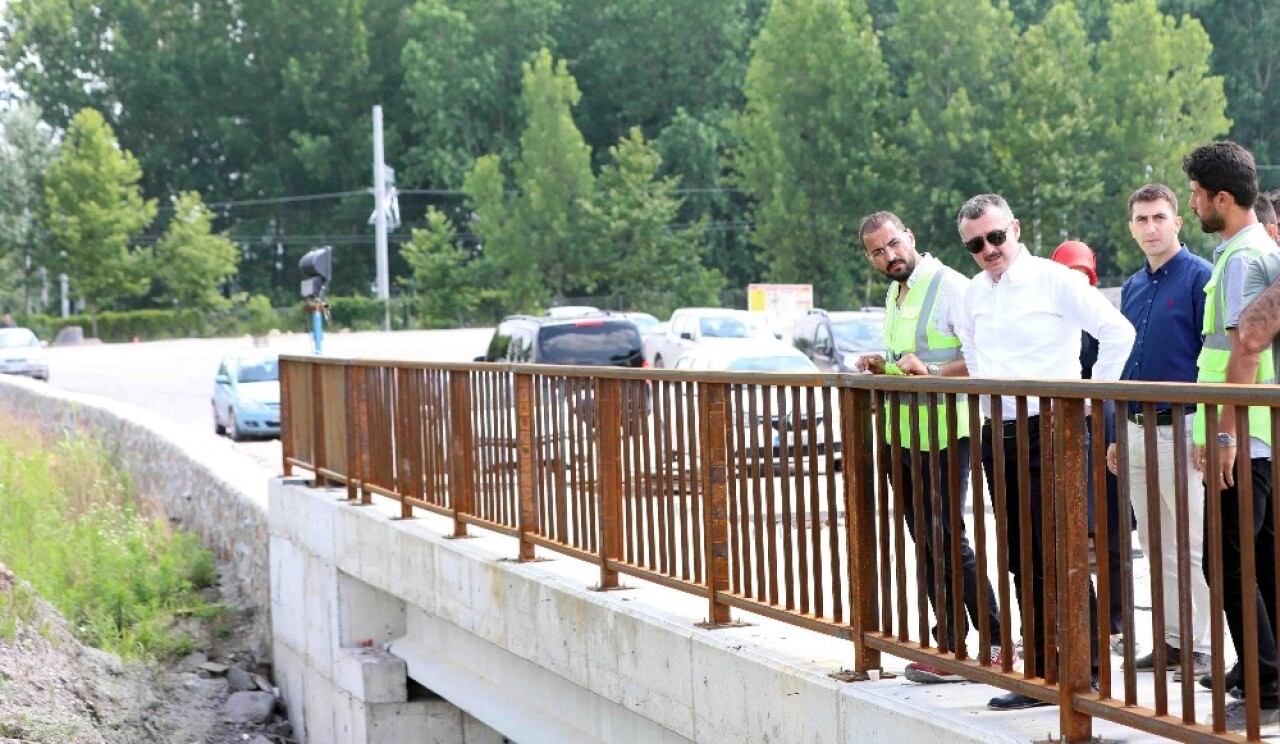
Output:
[477, 313, 645, 367]
[791, 308, 885, 373]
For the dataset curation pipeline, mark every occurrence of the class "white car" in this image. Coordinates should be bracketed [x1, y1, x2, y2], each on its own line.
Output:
[670, 343, 840, 470]
[0, 328, 49, 381]
[645, 308, 780, 368]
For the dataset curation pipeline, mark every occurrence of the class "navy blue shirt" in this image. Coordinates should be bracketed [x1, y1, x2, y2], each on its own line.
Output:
[1119, 245, 1212, 414]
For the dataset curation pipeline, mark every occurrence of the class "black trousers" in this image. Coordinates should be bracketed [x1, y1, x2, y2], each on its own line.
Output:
[893, 437, 1002, 649]
[1204, 458, 1278, 696]
[981, 419, 1100, 678]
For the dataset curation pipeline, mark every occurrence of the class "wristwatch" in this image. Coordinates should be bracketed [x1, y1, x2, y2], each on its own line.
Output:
[1217, 432, 1238, 448]
[926, 363, 941, 376]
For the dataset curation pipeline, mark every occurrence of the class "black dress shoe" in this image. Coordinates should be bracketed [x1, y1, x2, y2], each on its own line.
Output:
[1200, 664, 1243, 694]
[988, 691, 1050, 710]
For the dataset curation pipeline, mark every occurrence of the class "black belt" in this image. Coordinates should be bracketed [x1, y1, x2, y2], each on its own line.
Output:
[1127, 410, 1175, 427]
[986, 416, 1038, 437]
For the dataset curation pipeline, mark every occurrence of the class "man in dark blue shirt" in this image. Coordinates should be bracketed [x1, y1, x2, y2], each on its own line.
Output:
[1105, 183, 1214, 678]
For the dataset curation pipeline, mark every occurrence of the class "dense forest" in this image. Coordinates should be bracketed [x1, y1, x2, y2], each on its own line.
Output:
[0, 0, 1276, 328]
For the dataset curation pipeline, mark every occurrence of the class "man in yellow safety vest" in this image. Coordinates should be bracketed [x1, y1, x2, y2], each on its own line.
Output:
[1183, 141, 1279, 729]
[854, 211, 1004, 684]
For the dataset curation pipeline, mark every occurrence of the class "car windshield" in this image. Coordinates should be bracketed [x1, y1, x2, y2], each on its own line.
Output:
[726, 356, 817, 372]
[0, 329, 38, 348]
[538, 322, 644, 366]
[237, 358, 279, 383]
[699, 315, 768, 339]
[831, 317, 884, 351]
[629, 315, 660, 334]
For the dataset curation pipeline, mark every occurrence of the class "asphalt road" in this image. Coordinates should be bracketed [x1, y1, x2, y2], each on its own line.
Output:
[44, 328, 494, 469]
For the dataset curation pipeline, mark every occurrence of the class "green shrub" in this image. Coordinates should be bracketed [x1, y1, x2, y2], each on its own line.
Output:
[0, 424, 220, 660]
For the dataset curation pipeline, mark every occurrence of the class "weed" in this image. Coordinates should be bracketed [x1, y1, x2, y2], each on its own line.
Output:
[0, 416, 221, 661]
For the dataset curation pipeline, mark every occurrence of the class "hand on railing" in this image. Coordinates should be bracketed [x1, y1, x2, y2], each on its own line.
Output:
[1105, 442, 1118, 476]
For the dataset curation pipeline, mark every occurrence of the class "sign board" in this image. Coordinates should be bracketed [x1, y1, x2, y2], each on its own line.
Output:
[747, 283, 813, 338]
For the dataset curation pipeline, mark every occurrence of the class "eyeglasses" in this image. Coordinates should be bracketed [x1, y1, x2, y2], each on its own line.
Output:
[963, 220, 1014, 254]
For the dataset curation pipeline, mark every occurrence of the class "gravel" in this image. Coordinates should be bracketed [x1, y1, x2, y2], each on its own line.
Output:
[0, 563, 291, 743]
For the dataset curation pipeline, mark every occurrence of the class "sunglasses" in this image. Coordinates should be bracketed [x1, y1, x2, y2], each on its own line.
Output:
[963, 220, 1014, 254]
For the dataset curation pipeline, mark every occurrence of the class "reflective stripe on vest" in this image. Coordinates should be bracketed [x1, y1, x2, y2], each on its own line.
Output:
[883, 256, 968, 450]
[1194, 228, 1276, 445]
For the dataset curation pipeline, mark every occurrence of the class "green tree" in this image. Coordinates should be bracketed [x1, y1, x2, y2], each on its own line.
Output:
[879, 0, 1017, 263]
[733, 0, 891, 305]
[1092, 0, 1229, 270]
[400, 0, 562, 189]
[582, 128, 724, 316]
[992, 3, 1104, 255]
[1161, 0, 1280, 191]
[38, 108, 157, 337]
[150, 192, 239, 313]
[0, 102, 57, 314]
[464, 48, 596, 311]
[400, 207, 503, 327]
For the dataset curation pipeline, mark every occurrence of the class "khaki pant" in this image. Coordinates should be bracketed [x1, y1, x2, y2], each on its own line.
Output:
[1126, 418, 1211, 654]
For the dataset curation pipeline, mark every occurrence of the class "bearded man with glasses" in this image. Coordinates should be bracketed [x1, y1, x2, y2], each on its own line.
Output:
[953, 193, 1135, 710]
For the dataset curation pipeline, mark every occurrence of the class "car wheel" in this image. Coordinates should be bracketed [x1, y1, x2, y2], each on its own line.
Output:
[228, 410, 244, 442]
[654, 355, 665, 369]
[213, 404, 226, 436]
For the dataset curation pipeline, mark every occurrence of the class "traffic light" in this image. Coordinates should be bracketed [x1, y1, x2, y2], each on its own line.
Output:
[299, 246, 332, 299]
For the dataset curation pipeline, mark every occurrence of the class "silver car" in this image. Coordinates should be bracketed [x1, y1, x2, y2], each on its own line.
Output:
[0, 328, 49, 381]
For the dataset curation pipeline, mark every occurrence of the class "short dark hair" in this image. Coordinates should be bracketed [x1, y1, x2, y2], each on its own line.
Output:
[857, 211, 906, 245]
[1256, 194, 1278, 227]
[1268, 189, 1280, 219]
[956, 194, 1012, 234]
[1128, 183, 1179, 218]
[1181, 140, 1258, 208]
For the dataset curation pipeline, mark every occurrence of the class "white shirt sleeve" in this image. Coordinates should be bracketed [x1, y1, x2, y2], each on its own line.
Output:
[954, 277, 979, 377]
[1055, 271, 1135, 381]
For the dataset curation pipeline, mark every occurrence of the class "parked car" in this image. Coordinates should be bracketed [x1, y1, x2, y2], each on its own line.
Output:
[0, 327, 49, 381]
[544, 305, 601, 319]
[646, 308, 779, 368]
[477, 313, 645, 367]
[212, 351, 281, 441]
[620, 311, 661, 338]
[791, 308, 885, 373]
[671, 342, 839, 469]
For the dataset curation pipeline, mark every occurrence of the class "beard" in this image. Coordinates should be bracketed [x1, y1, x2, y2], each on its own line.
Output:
[884, 257, 916, 281]
[1197, 210, 1225, 234]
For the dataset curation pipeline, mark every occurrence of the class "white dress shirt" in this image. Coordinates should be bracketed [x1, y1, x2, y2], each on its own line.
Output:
[955, 247, 1136, 419]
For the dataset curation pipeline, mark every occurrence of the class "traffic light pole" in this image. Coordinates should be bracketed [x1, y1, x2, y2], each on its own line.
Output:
[309, 300, 325, 355]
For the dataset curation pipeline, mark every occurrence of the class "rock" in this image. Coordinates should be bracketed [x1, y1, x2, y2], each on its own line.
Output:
[251, 672, 274, 693]
[198, 661, 230, 675]
[249, 736, 273, 744]
[223, 691, 276, 725]
[226, 666, 256, 692]
[177, 652, 208, 673]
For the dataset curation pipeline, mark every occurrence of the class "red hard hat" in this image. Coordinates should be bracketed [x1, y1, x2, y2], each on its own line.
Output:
[1051, 240, 1097, 286]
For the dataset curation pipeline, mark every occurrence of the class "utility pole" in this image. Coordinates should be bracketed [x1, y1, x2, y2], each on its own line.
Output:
[372, 106, 390, 332]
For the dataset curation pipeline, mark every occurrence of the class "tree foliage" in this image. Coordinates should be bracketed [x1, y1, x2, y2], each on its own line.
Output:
[0, 0, 1261, 324]
[581, 129, 724, 316]
[39, 109, 156, 335]
[733, 0, 890, 305]
[0, 103, 56, 314]
[150, 192, 239, 312]
[400, 207, 503, 326]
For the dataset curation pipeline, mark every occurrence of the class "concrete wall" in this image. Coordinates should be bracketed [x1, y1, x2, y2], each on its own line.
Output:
[271, 478, 1014, 744]
[0, 376, 273, 660]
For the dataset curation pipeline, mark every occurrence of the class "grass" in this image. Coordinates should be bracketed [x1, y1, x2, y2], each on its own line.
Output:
[0, 417, 220, 660]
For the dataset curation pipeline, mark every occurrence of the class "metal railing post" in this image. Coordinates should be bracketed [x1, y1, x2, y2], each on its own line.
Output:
[700, 381, 731, 624]
[310, 361, 326, 488]
[448, 370, 475, 537]
[515, 373, 538, 561]
[844, 385, 881, 673]
[596, 378, 623, 588]
[1055, 398, 1092, 741]
[280, 359, 294, 477]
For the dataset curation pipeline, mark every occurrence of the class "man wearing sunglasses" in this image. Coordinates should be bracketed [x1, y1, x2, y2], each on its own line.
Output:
[953, 193, 1135, 711]
[1183, 141, 1279, 729]
[853, 211, 1005, 684]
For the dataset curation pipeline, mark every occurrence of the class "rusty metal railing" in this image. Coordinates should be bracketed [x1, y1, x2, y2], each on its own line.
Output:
[279, 355, 1280, 743]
